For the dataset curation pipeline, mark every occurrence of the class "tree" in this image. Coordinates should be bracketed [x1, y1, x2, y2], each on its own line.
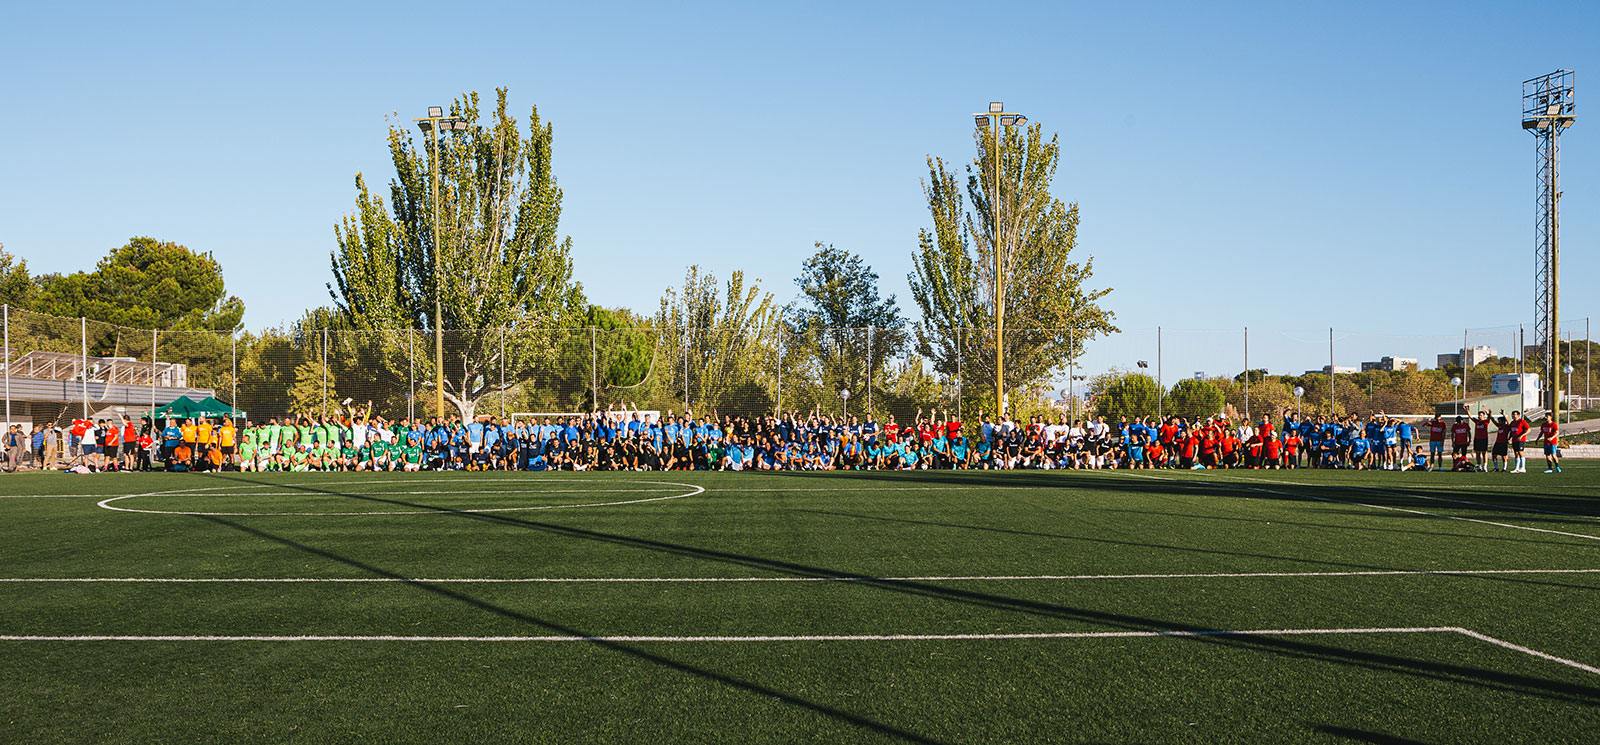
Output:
[784, 242, 906, 415]
[0, 246, 34, 309]
[1090, 372, 1160, 421]
[328, 88, 585, 420]
[27, 237, 243, 331]
[909, 121, 1116, 414]
[653, 266, 781, 415]
[1165, 378, 1226, 420]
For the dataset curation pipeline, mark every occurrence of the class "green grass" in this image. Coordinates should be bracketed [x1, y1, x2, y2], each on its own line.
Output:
[2, 465, 1598, 743]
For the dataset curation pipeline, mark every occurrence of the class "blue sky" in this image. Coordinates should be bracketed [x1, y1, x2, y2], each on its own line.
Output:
[1, 0, 1595, 380]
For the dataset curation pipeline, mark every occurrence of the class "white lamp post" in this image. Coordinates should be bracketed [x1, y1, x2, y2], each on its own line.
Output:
[1451, 377, 1463, 416]
[840, 389, 850, 420]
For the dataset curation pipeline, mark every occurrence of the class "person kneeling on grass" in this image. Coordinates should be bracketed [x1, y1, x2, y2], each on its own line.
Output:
[1452, 452, 1477, 472]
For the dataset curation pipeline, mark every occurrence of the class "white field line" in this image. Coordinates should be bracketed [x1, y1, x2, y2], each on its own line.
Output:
[0, 626, 1593, 675]
[1116, 472, 1600, 543]
[0, 623, 1587, 674]
[1453, 628, 1600, 676]
[0, 626, 1459, 643]
[5, 568, 1598, 584]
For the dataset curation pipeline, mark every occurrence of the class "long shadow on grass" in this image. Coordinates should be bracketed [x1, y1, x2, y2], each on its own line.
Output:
[192, 514, 949, 745]
[775, 470, 1600, 534]
[804, 507, 1600, 596]
[196, 474, 1600, 708]
[1314, 724, 1433, 744]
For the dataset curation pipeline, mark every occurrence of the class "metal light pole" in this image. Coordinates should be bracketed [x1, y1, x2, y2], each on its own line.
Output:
[1294, 386, 1304, 420]
[1522, 71, 1575, 416]
[840, 389, 850, 420]
[414, 106, 469, 419]
[973, 102, 1027, 419]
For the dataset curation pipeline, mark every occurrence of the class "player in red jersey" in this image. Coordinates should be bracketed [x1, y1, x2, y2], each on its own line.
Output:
[1471, 411, 1491, 468]
[1426, 415, 1447, 468]
[1450, 416, 1471, 461]
[1508, 411, 1530, 473]
[1537, 418, 1561, 473]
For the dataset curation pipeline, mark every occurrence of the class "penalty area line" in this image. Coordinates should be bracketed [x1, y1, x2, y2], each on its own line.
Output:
[4, 568, 1597, 583]
[0, 627, 1592, 675]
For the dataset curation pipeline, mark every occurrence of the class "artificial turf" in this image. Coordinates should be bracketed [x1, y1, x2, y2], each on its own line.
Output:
[0, 465, 1597, 743]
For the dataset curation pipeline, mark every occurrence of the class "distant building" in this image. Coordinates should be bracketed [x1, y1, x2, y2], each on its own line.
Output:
[1361, 357, 1419, 372]
[1436, 345, 1497, 369]
[0, 350, 211, 426]
[1306, 365, 1359, 375]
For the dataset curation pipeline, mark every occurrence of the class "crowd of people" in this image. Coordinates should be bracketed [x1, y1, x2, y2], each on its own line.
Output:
[10, 400, 1565, 475]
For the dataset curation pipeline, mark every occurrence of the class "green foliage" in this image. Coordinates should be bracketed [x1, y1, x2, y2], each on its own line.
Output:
[0, 246, 35, 309]
[1164, 378, 1225, 420]
[24, 237, 243, 331]
[783, 242, 906, 417]
[653, 265, 780, 415]
[328, 88, 586, 419]
[1090, 372, 1161, 420]
[908, 121, 1116, 413]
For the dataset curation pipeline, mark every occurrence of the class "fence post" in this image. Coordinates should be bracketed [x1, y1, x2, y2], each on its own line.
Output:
[81, 317, 88, 420]
[1328, 327, 1335, 416]
[321, 328, 328, 420]
[682, 328, 689, 412]
[866, 324, 873, 420]
[1243, 326, 1249, 423]
[499, 327, 506, 420]
[775, 326, 783, 415]
[230, 330, 237, 410]
[4, 305, 10, 429]
[1463, 328, 1470, 399]
[408, 329, 416, 421]
[591, 326, 598, 412]
[151, 329, 157, 413]
[956, 327, 963, 423]
[1156, 326, 1163, 421]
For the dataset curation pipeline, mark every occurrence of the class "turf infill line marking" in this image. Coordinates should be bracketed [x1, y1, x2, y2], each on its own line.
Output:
[0, 626, 1593, 671]
[1453, 628, 1600, 676]
[1114, 472, 1600, 543]
[6, 568, 1600, 584]
[95, 480, 704, 516]
[3, 629, 1587, 674]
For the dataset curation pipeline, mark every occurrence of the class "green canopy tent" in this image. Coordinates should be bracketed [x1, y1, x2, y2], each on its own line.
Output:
[146, 396, 207, 421]
[192, 396, 246, 420]
[146, 396, 246, 421]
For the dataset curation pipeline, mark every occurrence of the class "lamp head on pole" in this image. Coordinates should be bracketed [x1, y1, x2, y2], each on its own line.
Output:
[840, 389, 850, 401]
[428, 106, 444, 118]
[1451, 377, 1462, 387]
[1293, 386, 1305, 398]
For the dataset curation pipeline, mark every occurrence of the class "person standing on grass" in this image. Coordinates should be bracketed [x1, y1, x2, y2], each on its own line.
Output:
[1472, 410, 1492, 469]
[121, 418, 138, 471]
[1427, 414, 1446, 469]
[1537, 417, 1561, 473]
[1508, 411, 1530, 473]
[1450, 416, 1471, 465]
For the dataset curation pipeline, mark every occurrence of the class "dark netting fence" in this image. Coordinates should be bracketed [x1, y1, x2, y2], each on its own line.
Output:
[3, 307, 1595, 437]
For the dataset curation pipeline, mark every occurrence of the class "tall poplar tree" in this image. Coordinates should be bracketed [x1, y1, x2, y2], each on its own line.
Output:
[909, 122, 1116, 414]
[329, 88, 585, 419]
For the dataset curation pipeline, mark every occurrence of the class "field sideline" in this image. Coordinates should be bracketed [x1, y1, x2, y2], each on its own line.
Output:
[1, 466, 1597, 743]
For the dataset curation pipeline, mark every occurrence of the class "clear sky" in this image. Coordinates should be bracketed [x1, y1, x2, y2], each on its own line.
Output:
[2, 0, 1595, 381]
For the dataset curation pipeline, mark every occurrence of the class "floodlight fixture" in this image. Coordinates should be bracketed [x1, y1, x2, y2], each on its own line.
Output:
[999, 115, 1015, 126]
[418, 120, 433, 131]
[975, 115, 990, 129]
[453, 119, 471, 130]
[428, 106, 443, 118]
[1014, 115, 1028, 126]
[1136, 360, 1149, 369]
[989, 101, 1004, 113]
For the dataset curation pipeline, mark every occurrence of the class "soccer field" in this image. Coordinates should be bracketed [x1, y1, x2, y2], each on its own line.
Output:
[2, 467, 1597, 744]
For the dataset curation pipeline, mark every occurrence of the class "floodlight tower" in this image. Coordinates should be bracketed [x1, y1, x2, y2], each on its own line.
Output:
[1521, 71, 1575, 415]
